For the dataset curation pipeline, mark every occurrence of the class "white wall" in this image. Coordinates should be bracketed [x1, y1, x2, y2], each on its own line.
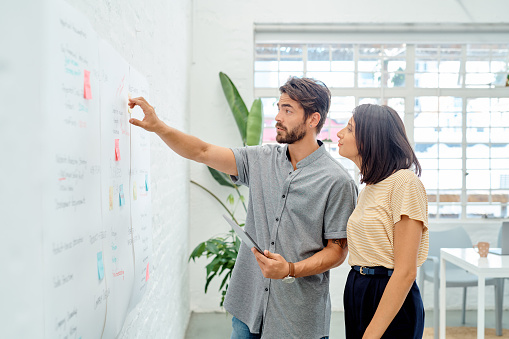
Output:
[189, 0, 509, 313]
[66, 0, 193, 337]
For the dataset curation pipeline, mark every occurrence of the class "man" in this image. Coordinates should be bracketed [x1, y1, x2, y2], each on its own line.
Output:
[129, 77, 357, 338]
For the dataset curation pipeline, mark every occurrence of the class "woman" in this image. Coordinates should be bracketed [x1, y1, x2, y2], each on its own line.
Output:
[337, 104, 429, 338]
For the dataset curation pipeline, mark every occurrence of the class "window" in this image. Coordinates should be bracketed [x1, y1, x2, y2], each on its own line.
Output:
[254, 41, 509, 219]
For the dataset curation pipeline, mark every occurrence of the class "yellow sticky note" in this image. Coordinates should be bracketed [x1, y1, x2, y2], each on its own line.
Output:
[109, 186, 114, 210]
[133, 181, 137, 200]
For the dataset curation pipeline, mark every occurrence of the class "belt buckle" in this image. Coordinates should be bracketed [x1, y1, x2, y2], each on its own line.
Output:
[359, 266, 367, 275]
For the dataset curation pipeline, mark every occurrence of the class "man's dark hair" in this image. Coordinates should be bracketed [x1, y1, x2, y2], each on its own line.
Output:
[353, 104, 421, 185]
[279, 77, 331, 133]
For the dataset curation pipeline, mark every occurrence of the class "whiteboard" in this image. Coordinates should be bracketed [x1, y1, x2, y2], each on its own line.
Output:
[35, 0, 153, 337]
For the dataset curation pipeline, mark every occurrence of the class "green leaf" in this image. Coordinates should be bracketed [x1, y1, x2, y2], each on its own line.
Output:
[207, 167, 235, 188]
[189, 242, 207, 262]
[205, 242, 220, 255]
[246, 98, 263, 146]
[226, 194, 234, 206]
[205, 271, 217, 293]
[219, 273, 230, 291]
[219, 72, 249, 144]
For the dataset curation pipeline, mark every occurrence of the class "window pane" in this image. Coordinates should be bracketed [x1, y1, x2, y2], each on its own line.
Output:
[440, 191, 461, 202]
[308, 44, 330, 71]
[261, 98, 278, 118]
[440, 143, 462, 158]
[467, 158, 489, 169]
[467, 143, 489, 158]
[358, 59, 380, 72]
[466, 170, 490, 189]
[439, 204, 461, 219]
[439, 170, 462, 189]
[255, 72, 278, 87]
[255, 58, 278, 71]
[467, 191, 489, 202]
[491, 144, 509, 158]
[307, 71, 354, 87]
[386, 98, 405, 118]
[280, 44, 303, 57]
[439, 60, 460, 73]
[491, 128, 509, 143]
[415, 73, 438, 87]
[421, 169, 438, 189]
[467, 205, 503, 218]
[439, 128, 462, 142]
[331, 45, 354, 71]
[492, 170, 509, 189]
[359, 45, 382, 56]
[415, 143, 438, 159]
[387, 73, 406, 87]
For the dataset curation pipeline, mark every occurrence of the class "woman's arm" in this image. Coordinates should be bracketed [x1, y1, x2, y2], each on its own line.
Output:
[362, 215, 424, 339]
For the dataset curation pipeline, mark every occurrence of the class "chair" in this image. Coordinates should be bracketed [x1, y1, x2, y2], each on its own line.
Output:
[418, 227, 504, 339]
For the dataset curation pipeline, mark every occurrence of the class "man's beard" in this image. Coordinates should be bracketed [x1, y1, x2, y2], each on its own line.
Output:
[276, 122, 307, 144]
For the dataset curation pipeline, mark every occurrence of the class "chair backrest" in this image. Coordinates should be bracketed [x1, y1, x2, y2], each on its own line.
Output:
[422, 226, 473, 276]
[427, 226, 473, 258]
[498, 221, 509, 254]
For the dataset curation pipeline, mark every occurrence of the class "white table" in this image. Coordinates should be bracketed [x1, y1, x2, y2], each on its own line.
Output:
[440, 248, 509, 338]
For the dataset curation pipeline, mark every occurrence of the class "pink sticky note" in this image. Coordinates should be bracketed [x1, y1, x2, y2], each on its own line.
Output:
[115, 139, 120, 161]
[84, 70, 92, 99]
[146, 263, 150, 281]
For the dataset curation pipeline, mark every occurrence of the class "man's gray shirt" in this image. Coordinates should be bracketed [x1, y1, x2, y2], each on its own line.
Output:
[223, 142, 358, 338]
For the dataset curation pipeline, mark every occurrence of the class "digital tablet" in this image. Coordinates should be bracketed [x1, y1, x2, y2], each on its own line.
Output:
[222, 215, 264, 255]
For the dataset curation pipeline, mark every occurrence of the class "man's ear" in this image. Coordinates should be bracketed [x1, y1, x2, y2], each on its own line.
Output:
[309, 112, 321, 128]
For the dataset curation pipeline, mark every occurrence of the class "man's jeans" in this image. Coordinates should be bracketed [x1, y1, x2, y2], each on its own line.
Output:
[230, 317, 329, 339]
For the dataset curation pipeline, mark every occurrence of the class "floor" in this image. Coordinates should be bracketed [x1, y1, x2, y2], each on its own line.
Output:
[185, 310, 509, 338]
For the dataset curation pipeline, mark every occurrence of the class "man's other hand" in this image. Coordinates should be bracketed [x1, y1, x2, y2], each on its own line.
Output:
[252, 248, 290, 280]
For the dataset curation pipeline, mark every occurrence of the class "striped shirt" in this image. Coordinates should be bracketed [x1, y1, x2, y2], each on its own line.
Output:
[347, 169, 429, 268]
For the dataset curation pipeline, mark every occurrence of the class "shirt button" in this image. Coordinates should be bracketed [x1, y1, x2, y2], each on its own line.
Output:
[271, 241, 274, 245]
[265, 288, 268, 291]
[275, 218, 279, 222]
[289, 172, 292, 175]
[282, 194, 285, 198]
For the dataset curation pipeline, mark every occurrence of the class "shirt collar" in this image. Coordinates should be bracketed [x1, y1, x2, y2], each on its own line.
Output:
[284, 140, 326, 169]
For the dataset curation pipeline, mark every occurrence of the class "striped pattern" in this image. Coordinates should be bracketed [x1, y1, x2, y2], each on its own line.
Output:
[347, 169, 429, 268]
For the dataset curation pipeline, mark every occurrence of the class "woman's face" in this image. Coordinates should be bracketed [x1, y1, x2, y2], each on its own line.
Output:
[337, 117, 361, 167]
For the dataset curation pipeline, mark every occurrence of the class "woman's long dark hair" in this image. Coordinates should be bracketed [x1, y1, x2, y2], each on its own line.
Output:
[353, 104, 421, 185]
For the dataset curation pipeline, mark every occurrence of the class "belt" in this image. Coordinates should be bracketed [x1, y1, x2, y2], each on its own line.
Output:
[352, 266, 393, 277]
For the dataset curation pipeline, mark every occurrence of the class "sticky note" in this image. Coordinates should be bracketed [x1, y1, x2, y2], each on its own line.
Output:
[109, 186, 113, 210]
[133, 181, 137, 200]
[119, 184, 125, 206]
[146, 262, 149, 281]
[145, 174, 149, 191]
[84, 70, 92, 99]
[115, 139, 120, 161]
[97, 252, 104, 280]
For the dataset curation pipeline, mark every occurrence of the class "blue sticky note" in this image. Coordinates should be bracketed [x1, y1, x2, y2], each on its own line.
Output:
[119, 184, 125, 206]
[97, 252, 104, 280]
[145, 174, 149, 191]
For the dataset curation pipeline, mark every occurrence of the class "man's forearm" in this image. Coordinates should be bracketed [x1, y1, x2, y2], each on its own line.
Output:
[155, 121, 209, 163]
[293, 239, 348, 278]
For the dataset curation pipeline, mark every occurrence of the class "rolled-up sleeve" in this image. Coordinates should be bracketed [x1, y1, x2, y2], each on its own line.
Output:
[230, 146, 261, 187]
[323, 179, 358, 239]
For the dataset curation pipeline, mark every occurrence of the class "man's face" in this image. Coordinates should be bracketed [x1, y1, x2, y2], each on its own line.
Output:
[275, 93, 307, 144]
